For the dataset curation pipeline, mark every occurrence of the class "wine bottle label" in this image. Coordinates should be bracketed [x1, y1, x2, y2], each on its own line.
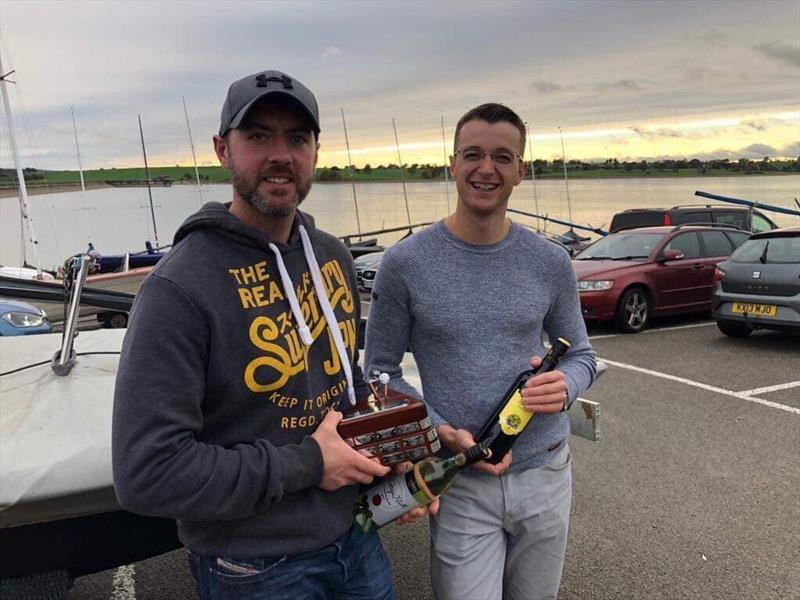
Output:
[362, 471, 425, 527]
[498, 390, 534, 435]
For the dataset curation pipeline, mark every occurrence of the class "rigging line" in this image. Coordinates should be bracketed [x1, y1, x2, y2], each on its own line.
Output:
[138, 114, 160, 247]
[558, 126, 574, 227]
[525, 121, 541, 232]
[0, 51, 42, 275]
[0, 351, 122, 377]
[182, 96, 203, 206]
[340, 108, 363, 239]
[71, 106, 94, 243]
[440, 116, 450, 216]
[392, 117, 412, 230]
[45, 201, 64, 262]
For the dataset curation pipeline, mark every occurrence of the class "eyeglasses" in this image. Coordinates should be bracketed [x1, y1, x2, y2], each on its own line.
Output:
[454, 148, 522, 166]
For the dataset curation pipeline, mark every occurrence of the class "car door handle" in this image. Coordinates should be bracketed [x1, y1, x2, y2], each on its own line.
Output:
[691, 264, 704, 270]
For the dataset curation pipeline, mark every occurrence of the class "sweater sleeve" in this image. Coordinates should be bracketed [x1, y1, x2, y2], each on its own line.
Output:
[112, 274, 323, 522]
[362, 250, 447, 423]
[543, 251, 598, 404]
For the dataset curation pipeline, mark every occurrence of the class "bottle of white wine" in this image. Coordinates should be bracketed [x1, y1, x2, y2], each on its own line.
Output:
[475, 338, 571, 465]
[354, 443, 489, 533]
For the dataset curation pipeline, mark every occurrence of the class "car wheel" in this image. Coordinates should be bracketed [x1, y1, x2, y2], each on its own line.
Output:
[106, 312, 128, 329]
[716, 318, 752, 338]
[614, 287, 650, 333]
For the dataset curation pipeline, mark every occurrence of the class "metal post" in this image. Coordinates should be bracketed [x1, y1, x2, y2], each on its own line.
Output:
[52, 256, 89, 376]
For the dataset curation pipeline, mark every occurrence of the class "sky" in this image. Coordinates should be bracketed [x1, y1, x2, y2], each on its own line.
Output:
[1, 0, 798, 171]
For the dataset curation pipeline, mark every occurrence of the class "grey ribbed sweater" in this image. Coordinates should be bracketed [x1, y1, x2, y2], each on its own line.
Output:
[364, 220, 597, 471]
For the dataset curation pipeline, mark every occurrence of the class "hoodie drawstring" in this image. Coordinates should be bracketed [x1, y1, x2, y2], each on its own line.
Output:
[267, 226, 357, 406]
[268, 243, 313, 345]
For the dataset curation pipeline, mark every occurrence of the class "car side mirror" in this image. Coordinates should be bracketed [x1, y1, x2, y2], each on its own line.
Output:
[659, 249, 685, 262]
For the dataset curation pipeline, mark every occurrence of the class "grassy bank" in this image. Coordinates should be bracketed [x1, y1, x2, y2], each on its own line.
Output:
[1, 164, 797, 189]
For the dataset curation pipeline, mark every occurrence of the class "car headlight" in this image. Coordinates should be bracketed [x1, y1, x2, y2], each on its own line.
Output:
[578, 280, 614, 292]
[2, 311, 46, 327]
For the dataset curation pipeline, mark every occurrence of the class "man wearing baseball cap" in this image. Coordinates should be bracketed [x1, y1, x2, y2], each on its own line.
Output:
[113, 70, 398, 599]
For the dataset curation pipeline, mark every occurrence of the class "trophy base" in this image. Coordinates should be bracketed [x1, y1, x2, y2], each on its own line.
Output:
[338, 390, 440, 466]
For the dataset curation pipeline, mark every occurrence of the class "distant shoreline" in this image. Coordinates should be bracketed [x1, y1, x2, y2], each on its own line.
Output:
[0, 181, 112, 198]
[0, 171, 796, 199]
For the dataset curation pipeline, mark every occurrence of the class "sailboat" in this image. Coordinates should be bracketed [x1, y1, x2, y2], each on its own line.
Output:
[74, 114, 169, 278]
[0, 258, 180, 595]
[1, 59, 154, 325]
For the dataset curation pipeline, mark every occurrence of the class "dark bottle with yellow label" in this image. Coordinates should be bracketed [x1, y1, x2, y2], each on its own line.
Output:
[475, 338, 571, 465]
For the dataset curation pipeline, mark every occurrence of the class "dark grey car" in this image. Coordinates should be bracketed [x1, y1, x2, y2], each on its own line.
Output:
[712, 227, 800, 336]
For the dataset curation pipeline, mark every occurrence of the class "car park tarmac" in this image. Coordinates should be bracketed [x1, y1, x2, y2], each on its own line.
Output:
[68, 317, 798, 600]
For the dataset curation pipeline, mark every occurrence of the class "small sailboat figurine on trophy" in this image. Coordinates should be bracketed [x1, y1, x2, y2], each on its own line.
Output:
[337, 369, 440, 466]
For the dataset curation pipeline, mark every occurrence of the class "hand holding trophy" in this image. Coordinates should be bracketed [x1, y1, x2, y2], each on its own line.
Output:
[337, 370, 440, 466]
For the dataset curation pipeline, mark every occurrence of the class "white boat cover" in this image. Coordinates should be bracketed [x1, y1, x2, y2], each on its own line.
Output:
[0, 329, 126, 528]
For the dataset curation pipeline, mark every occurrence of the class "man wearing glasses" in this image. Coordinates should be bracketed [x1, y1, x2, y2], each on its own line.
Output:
[365, 103, 596, 599]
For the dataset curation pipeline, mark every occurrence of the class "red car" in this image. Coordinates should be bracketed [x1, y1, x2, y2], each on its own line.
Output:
[573, 225, 751, 332]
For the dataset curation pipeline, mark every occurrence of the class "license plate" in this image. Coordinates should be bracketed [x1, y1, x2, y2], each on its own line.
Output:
[732, 302, 777, 317]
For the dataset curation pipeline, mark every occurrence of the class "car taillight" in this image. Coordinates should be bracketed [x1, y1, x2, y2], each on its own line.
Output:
[664, 214, 672, 226]
[713, 267, 726, 281]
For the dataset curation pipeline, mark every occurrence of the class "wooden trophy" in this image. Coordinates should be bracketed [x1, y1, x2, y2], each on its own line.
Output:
[338, 372, 440, 466]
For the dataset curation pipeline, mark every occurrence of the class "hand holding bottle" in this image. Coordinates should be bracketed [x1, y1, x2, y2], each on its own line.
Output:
[390, 461, 440, 523]
[354, 443, 489, 532]
[520, 356, 569, 414]
[437, 424, 512, 476]
[475, 338, 571, 465]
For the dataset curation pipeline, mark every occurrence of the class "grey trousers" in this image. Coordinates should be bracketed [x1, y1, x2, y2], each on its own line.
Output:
[430, 443, 572, 600]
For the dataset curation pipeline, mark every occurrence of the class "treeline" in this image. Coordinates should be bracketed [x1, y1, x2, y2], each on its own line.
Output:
[536, 156, 799, 176]
[316, 157, 799, 181]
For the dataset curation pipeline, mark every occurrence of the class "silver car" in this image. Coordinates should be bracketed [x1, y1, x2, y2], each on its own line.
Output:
[354, 251, 384, 292]
[712, 227, 800, 336]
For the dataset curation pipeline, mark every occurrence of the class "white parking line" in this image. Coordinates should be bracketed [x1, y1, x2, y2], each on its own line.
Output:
[601, 358, 800, 415]
[739, 381, 800, 396]
[111, 565, 137, 600]
[589, 321, 714, 340]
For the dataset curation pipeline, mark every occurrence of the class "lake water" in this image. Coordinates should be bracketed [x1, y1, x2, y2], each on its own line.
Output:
[2, 175, 798, 270]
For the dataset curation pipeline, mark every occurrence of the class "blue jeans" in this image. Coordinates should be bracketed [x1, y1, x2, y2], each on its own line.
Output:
[187, 525, 396, 600]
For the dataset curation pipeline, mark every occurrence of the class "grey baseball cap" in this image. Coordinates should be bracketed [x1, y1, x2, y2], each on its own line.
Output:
[219, 70, 320, 136]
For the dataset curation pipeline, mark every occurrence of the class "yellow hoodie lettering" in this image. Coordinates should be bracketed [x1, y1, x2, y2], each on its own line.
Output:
[240, 258, 357, 396]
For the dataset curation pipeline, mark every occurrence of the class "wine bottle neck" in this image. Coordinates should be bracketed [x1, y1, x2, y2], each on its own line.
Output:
[455, 443, 490, 467]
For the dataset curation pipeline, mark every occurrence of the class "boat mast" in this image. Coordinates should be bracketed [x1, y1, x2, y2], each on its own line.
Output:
[137, 114, 160, 248]
[440, 116, 450, 215]
[0, 54, 42, 275]
[340, 108, 363, 240]
[558, 126, 575, 229]
[525, 121, 541, 231]
[182, 96, 203, 205]
[392, 117, 412, 230]
[71, 106, 94, 243]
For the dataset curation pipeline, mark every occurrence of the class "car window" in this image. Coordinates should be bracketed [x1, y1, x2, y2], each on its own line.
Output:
[675, 211, 711, 225]
[699, 231, 733, 257]
[664, 232, 701, 258]
[610, 213, 662, 232]
[575, 232, 664, 260]
[732, 237, 800, 264]
[714, 212, 746, 229]
[763, 237, 800, 264]
[725, 231, 751, 249]
[751, 212, 774, 233]
[731, 239, 767, 263]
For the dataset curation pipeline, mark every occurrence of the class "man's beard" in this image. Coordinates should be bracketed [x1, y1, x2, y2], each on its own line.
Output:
[230, 165, 312, 217]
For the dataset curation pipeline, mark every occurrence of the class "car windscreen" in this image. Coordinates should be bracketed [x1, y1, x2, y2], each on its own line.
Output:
[731, 236, 800, 264]
[574, 232, 664, 260]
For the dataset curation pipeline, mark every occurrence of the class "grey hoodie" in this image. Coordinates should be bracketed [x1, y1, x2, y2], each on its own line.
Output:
[112, 202, 368, 558]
